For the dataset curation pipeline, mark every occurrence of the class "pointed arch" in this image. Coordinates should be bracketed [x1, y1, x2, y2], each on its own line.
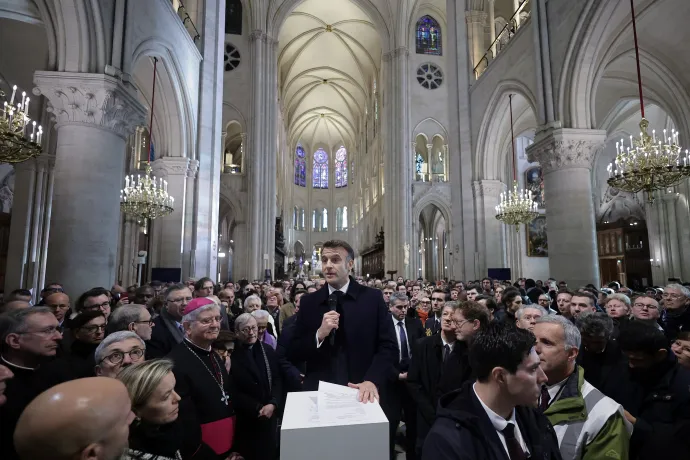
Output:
[335, 146, 348, 188]
[416, 15, 442, 56]
[312, 148, 329, 189]
[294, 144, 306, 186]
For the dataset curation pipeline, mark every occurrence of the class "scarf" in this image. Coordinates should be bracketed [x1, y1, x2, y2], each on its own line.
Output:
[417, 308, 429, 326]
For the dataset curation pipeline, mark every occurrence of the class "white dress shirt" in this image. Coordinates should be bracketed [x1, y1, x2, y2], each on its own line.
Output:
[473, 383, 530, 457]
[316, 280, 351, 347]
[392, 315, 411, 361]
[545, 375, 569, 406]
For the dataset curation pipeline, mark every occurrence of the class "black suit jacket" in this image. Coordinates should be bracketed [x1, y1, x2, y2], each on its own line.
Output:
[287, 277, 398, 391]
[276, 314, 304, 392]
[146, 308, 185, 360]
[387, 315, 425, 376]
[424, 315, 442, 336]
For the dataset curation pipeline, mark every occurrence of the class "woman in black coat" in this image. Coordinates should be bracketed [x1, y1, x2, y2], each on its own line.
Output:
[231, 313, 283, 460]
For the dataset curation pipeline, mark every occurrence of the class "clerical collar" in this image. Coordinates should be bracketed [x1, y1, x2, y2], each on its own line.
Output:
[184, 338, 211, 352]
[328, 280, 350, 296]
[1, 355, 36, 371]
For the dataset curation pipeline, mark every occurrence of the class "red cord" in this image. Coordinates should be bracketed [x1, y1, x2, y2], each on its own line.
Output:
[148, 57, 158, 164]
[509, 94, 516, 181]
[630, 0, 645, 118]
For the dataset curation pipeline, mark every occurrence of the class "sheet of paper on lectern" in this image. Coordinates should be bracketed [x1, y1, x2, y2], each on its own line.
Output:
[317, 381, 384, 425]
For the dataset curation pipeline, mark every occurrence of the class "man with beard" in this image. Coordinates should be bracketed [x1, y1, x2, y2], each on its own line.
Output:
[169, 297, 237, 458]
[0, 307, 61, 460]
[618, 321, 690, 459]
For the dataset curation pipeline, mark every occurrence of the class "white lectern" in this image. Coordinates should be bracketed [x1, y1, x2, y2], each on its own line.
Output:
[280, 391, 389, 460]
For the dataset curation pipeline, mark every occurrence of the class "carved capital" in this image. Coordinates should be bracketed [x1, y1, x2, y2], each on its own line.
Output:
[472, 180, 506, 199]
[465, 11, 488, 24]
[249, 30, 277, 45]
[526, 128, 606, 174]
[151, 157, 191, 177]
[383, 47, 409, 62]
[187, 159, 200, 179]
[33, 71, 146, 139]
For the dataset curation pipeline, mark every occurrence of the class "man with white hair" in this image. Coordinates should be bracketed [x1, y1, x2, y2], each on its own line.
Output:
[515, 305, 547, 331]
[533, 315, 631, 460]
[107, 304, 154, 340]
[167, 297, 236, 458]
[660, 283, 690, 342]
[94, 331, 146, 378]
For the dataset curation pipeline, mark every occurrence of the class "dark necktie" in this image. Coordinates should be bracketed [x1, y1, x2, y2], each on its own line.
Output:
[442, 344, 450, 362]
[502, 423, 526, 460]
[178, 323, 185, 336]
[397, 321, 410, 369]
[539, 385, 551, 412]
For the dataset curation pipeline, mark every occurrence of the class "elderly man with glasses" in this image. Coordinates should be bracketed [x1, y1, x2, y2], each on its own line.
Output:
[0, 307, 62, 460]
[94, 331, 145, 378]
[660, 283, 690, 342]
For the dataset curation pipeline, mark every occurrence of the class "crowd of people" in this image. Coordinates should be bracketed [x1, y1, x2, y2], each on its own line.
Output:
[0, 239, 689, 460]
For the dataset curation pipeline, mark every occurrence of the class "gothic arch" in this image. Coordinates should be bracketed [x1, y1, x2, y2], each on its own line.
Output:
[412, 117, 448, 140]
[475, 80, 538, 179]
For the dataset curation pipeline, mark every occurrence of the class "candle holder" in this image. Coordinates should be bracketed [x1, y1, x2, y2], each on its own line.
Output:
[0, 85, 43, 163]
[120, 163, 174, 226]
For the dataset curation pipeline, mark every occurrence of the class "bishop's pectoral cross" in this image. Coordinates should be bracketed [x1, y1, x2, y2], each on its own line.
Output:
[221, 391, 229, 405]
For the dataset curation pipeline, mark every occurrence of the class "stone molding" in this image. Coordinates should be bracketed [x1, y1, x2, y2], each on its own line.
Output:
[152, 157, 192, 177]
[472, 179, 506, 199]
[383, 47, 409, 62]
[465, 11, 488, 24]
[526, 128, 606, 174]
[33, 72, 146, 139]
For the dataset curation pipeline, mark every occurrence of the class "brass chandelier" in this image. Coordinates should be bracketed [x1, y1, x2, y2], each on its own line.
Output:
[606, 0, 690, 198]
[0, 84, 43, 163]
[495, 94, 539, 230]
[120, 57, 174, 225]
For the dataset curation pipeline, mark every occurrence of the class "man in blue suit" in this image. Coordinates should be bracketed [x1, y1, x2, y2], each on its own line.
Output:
[288, 239, 398, 402]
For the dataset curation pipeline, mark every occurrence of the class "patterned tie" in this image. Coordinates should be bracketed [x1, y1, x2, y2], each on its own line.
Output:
[398, 321, 410, 370]
[502, 423, 527, 460]
[539, 385, 551, 412]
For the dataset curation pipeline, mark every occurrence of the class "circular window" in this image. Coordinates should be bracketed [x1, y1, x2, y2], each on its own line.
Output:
[224, 43, 241, 72]
[417, 63, 443, 90]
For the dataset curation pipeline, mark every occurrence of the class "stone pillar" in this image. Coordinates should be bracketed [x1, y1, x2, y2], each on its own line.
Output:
[247, 30, 278, 279]
[5, 155, 55, 294]
[383, 47, 412, 279]
[465, 11, 487, 72]
[151, 157, 191, 269]
[675, 182, 690, 281]
[34, 72, 145, 299]
[513, 0, 521, 26]
[527, 128, 606, 287]
[663, 192, 682, 279]
[473, 180, 506, 276]
[182, 160, 199, 280]
[190, 0, 225, 279]
[487, 0, 496, 58]
[118, 216, 140, 287]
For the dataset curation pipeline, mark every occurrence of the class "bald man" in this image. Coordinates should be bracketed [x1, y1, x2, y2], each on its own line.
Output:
[14, 377, 134, 460]
[0, 300, 30, 314]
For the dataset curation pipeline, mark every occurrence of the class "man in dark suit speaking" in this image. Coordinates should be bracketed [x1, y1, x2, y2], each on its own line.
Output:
[288, 240, 398, 402]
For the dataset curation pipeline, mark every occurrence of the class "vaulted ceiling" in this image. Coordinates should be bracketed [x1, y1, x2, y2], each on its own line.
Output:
[278, 0, 382, 152]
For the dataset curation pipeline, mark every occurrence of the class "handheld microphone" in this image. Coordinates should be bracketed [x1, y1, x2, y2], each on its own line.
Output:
[327, 293, 338, 346]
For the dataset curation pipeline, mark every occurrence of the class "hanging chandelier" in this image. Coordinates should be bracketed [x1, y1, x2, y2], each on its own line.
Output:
[495, 94, 539, 230]
[606, 0, 689, 198]
[0, 84, 43, 163]
[120, 57, 174, 225]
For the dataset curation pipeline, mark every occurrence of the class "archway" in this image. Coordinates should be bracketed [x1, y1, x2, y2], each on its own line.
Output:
[417, 203, 449, 281]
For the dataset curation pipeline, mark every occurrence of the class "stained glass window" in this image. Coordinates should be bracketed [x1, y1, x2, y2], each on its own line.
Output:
[335, 147, 348, 188]
[313, 148, 329, 189]
[416, 16, 442, 56]
[294, 144, 306, 187]
[322, 208, 328, 230]
[342, 206, 348, 230]
[416, 153, 424, 174]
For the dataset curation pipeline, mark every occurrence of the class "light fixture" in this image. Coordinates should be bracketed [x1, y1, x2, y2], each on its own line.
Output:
[218, 252, 226, 258]
[120, 57, 174, 225]
[606, 0, 689, 199]
[0, 83, 43, 163]
[495, 94, 539, 230]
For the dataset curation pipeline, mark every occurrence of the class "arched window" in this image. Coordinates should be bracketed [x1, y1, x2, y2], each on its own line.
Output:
[313, 148, 329, 189]
[293, 206, 298, 230]
[335, 147, 348, 188]
[416, 16, 442, 56]
[225, 0, 243, 35]
[342, 206, 348, 230]
[312, 209, 317, 231]
[322, 208, 328, 231]
[294, 144, 306, 187]
[336, 207, 348, 231]
[300, 208, 305, 231]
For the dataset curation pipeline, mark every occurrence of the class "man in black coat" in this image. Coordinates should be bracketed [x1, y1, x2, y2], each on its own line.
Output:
[276, 289, 308, 394]
[618, 320, 690, 459]
[147, 284, 191, 359]
[288, 240, 398, 402]
[381, 291, 425, 460]
[422, 322, 561, 460]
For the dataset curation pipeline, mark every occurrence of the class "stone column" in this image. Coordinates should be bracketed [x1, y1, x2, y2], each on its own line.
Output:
[663, 192, 682, 279]
[383, 47, 412, 279]
[247, 31, 278, 279]
[487, 0, 496, 58]
[527, 128, 606, 287]
[465, 11, 487, 72]
[473, 180, 506, 276]
[4, 155, 55, 294]
[675, 183, 690, 281]
[513, 0, 521, 26]
[34, 72, 145, 298]
[151, 157, 191, 269]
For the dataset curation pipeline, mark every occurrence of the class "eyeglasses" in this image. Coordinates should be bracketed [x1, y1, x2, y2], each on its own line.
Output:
[633, 303, 659, 310]
[83, 301, 110, 311]
[80, 324, 106, 334]
[100, 348, 145, 365]
[168, 297, 193, 303]
[662, 293, 684, 300]
[20, 326, 62, 337]
[196, 316, 221, 326]
[453, 319, 470, 328]
[240, 325, 258, 334]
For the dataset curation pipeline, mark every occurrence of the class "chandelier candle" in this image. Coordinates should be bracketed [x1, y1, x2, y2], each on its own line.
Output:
[0, 83, 42, 163]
